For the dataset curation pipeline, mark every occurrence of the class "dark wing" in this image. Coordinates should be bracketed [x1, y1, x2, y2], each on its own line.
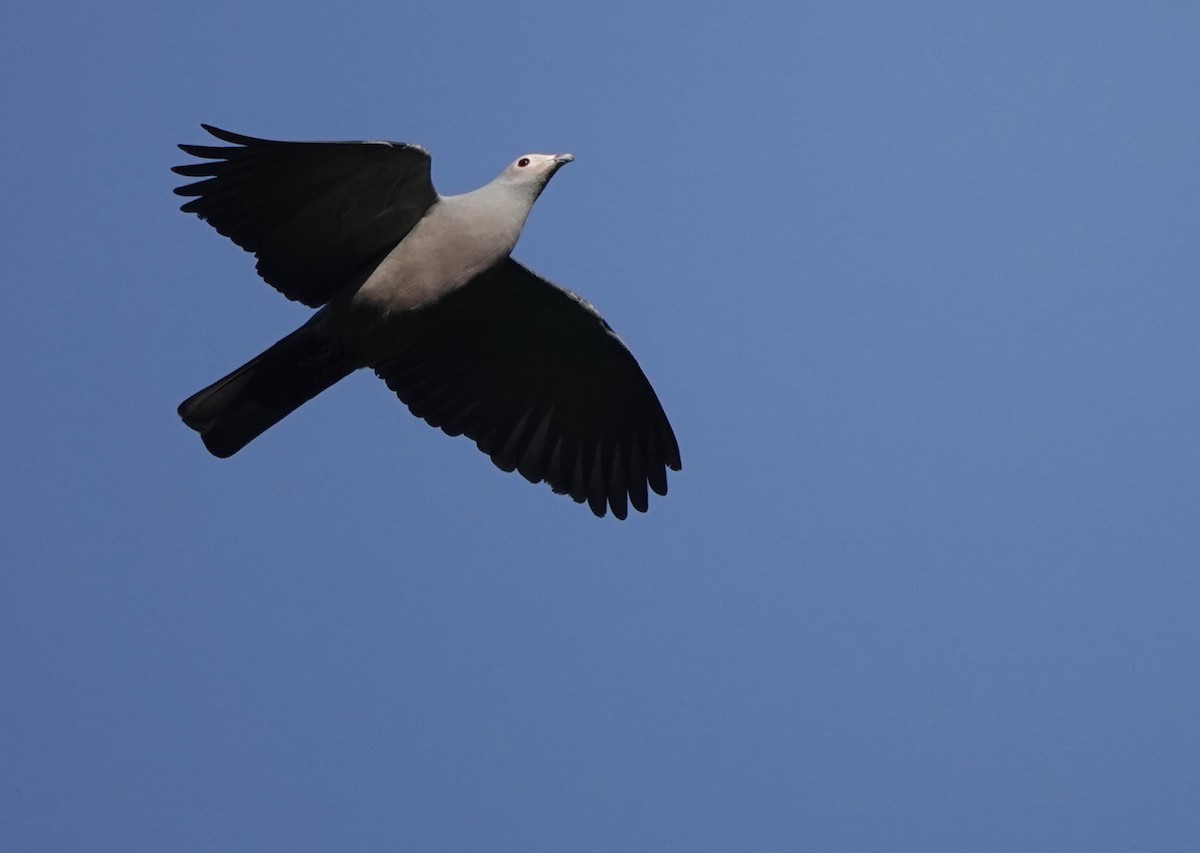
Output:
[172, 124, 438, 307]
[374, 259, 681, 519]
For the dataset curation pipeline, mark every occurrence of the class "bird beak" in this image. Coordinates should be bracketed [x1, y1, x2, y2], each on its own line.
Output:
[553, 154, 574, 165]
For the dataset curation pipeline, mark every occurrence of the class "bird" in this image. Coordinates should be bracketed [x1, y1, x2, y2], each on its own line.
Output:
[173, 125, 680, 519]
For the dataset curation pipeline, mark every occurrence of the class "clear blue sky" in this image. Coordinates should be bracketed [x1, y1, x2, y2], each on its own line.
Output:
[1, 1, 1196, 850]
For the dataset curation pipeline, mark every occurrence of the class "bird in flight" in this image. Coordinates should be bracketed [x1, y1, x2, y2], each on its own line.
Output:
[174, 125, 680, 519]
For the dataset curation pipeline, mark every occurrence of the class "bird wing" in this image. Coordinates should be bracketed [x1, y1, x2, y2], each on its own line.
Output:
[172, 125, 438, 307]
[373, 258, 681, 519]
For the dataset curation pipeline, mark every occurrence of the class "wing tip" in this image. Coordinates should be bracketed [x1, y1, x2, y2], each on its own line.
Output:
[199, 123, 256, 145]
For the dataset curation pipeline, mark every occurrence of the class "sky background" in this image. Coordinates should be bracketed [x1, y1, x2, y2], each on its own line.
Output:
[1, 1, 1196, 850]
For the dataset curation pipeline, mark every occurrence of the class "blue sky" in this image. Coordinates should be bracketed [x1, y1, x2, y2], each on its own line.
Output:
[1, 1, 1196, 850]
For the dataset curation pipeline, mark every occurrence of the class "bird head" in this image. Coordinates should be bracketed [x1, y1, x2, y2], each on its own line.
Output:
[495, 153, 574, 190]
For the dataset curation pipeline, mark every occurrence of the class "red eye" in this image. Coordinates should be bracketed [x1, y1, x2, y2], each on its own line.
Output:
[518, 157, 530, 167]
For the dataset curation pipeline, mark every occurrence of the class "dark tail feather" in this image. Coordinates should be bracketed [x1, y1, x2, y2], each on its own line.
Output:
[179, 322, 356, 458]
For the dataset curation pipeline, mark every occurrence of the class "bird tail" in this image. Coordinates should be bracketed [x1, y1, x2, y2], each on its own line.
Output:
[178, 321, 356, 458]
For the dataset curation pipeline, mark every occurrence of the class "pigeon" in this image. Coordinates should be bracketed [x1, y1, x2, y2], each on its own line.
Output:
[173, 125, 680, 519]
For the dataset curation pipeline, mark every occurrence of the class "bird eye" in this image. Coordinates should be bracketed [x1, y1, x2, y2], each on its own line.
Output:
[517, 157, 530, 167]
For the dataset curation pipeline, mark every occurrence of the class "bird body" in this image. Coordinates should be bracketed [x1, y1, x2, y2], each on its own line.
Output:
[175, 126, 679, 518]
[339, 182, 537, 337]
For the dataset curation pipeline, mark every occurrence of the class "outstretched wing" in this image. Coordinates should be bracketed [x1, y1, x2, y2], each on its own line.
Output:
[374, 259, 681, 519]
[173, 125, 438, 307]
